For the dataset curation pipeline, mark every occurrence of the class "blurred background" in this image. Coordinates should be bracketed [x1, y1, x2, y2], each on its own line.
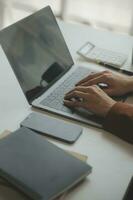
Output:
[0, 0, 133, 35]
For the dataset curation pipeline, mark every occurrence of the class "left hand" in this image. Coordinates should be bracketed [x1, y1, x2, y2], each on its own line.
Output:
[76, 70, 133, 96]
[64, 85, 116, 117]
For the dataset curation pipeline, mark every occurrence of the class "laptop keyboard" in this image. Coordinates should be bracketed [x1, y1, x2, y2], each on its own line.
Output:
[41, 67, 91, 113]
[41, 67, 126, 113]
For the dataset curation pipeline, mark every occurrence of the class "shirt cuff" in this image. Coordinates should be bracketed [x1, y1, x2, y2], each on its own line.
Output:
[103, 102, 133, 144]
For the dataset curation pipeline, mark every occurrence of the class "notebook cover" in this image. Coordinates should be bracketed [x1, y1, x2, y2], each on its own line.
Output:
[0, 127, 92, 200]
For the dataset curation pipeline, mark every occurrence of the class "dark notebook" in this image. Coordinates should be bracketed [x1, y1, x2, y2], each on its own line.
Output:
[0, 127, 92, 200]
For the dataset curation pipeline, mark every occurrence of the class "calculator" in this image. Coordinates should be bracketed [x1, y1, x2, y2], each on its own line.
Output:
[77, 41, 128, 69]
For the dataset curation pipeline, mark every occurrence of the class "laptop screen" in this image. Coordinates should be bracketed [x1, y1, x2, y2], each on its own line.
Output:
[0, 6, 74, 103]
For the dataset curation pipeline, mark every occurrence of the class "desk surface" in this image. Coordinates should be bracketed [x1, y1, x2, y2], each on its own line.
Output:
[0, 21, 133, 200]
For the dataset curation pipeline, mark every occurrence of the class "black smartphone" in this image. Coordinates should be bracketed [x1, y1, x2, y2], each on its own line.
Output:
[20, 112, 83, 144]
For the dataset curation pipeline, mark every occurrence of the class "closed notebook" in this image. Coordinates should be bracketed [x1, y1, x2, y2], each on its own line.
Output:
[0, 127, 92, 200]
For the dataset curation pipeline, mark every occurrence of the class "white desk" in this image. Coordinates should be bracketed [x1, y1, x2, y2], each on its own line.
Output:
[0, 21, 133, 200]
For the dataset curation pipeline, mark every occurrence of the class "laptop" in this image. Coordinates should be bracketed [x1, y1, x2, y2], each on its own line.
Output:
[0, 6, 124, 128]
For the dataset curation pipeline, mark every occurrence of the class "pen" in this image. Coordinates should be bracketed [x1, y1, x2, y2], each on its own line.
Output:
[98, 61, 120, 71]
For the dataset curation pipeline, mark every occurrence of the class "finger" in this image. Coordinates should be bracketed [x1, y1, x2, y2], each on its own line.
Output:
[65, 85, 89, 96]
[65, 85, 100, 99]
[65, 87, 88, 100]
[80, 74, 109, 86]
[76, 71, 109, 86]
[63, 100, 83, 107]
[64, 90, 87, 100]
[65, 86, 91, 98]
[65, 89, 75, 96]
[74, 86, 92, 93]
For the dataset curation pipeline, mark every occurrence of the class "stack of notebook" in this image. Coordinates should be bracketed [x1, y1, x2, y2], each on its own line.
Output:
[0, 128, 92, 200]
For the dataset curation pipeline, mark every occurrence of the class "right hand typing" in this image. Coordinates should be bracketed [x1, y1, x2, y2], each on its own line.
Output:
[64, 85, 116, 117]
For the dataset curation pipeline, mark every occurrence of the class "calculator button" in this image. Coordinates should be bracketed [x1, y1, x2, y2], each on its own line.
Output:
[80, 45, 90, 55]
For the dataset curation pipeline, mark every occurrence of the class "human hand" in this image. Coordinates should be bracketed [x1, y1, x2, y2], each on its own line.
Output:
[64, 85, 116, 117]
[76, 70, 133, 96]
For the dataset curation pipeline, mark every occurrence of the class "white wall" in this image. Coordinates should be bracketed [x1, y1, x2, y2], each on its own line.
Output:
[0, 0, 133, 35]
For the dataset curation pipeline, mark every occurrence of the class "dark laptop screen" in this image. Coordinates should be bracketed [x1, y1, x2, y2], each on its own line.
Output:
[0, 6, 74, 103]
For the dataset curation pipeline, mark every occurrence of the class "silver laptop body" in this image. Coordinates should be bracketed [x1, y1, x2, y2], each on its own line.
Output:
[0, 6, 115, 128]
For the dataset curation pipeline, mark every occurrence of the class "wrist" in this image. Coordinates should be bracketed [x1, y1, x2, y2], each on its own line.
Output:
[103, 99, 116, 117]
[126, 77, 133, 93]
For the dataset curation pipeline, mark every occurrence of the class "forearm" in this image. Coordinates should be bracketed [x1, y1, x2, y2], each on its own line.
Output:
[103, 102, 133, 144]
